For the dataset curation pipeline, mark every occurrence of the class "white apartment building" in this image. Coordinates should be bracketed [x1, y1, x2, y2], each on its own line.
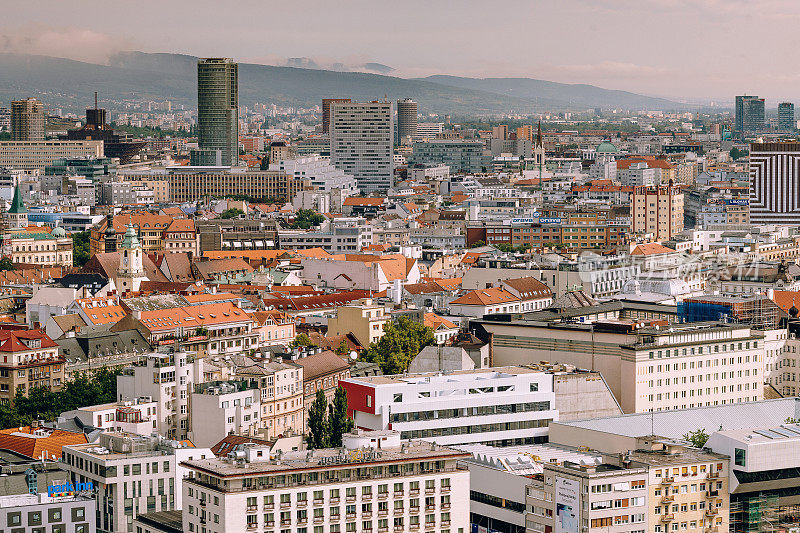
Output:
[0, 492, 96, 533]
[271, 155, 358, 193]
[0, 140, 104, 171]
[279, 218, 373, 253]
[618, 162, 657, 187]
[181, 431, 469, 533]
[477, 319, 765, 413]
[330, 101, 394, 193]
[61, 398, 159, 435]
[62, 432, 213, 533]
[117, 352, 204, 441]
[189, 380, 261, 448]
[409, 164, 449, 181]
[341, 368, 558, 446]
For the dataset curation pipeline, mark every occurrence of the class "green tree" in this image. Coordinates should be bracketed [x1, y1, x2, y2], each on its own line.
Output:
[360, 317, 436, 375]
[730, 147, 748, 160]
[0, 257, 14, 271]
[470, 240, 486, 248]
[220, 208, 244, 219]
[72, 231, 91, 267]
[290, 333, 316, 349]
[328, 387, 353, 447]
[308, 389, 330, 448]
[335, 338, 350, 355]
[683, 428, 710, 448]
[495, 243, 514, 253]
[290, 209, 325, 230]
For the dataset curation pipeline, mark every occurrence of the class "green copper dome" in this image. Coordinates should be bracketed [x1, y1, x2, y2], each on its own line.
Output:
[596, 141, 619, 154]
[120, 224, 140, 249]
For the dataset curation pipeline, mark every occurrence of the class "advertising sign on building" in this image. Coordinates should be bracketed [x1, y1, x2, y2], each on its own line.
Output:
[555, 477, 579, 533]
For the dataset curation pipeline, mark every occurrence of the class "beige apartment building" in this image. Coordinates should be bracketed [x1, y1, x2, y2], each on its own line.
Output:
[0, 140, 104, 171]
[11, 98, 45, 141]
[3, 230, 74, 267]
[327, 299, 389, 347]
[476, 318, 764, 413]
[631, 183, 684, 241]
[125, 178, 170, 202]
[236, 359, 305, 439]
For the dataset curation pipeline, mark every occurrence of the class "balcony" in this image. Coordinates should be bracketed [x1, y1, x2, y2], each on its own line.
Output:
[441, 503, 450, 511]
[441, 520, 451, 527]
[378, 492, 389, 500]
[363, 493, 373, 500]
[708, 471, 720, 479]
[425, 487, 435, 494]
[661, 477, 675, 485]
[425, 505, 435, 512]
[378, 510, 389, 517]
[661, 514, 675, 522]
[313, 499, 324, 506]
[410, 524, 420, 531]
[246, 524, 257, 531]
[246, 505, 258, 512]
[661, 495, 674, 503]
[395, 526, 404, 532]
[705, 490, 719, 499]
[330, 497, 340, 504]
[330, 514, 341, 522]
[378, 527, 388, 533]
[363, 512, 372, 519]
[264, 503, 274, 510]
[280, 502, 291, 509]
[409, 489, 420, 496]
[346, 496, 356, 503]
[314, 517, 324, 524]
[441, 486, 450, 493]
[264, 521, 275, 528]
[394, 491, 404, 498]
[297, 500, 307, 508]
[409, 506, 420, 514]
[346, 513, 356, 520]
[280, 519, 291, 526]
[297, 518, 307, 525]
[706, 508, 718, 517]
[394, 508, 404, 515]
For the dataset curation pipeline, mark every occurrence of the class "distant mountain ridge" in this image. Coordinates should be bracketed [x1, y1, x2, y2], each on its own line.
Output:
[0, 52, 685, 115]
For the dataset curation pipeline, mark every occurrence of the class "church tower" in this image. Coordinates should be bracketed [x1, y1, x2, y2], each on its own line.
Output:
[104, 212, 117, 253]
[117, 224, 146, 293]
[533, 121, 546, 179]
[7, 184, 27, 230]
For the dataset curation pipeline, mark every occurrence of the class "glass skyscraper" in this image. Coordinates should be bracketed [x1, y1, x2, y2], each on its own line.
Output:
[197, 58, 239, 166]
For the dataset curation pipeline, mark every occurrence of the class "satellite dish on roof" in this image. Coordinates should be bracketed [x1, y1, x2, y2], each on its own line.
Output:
[349, 351, 358, 361]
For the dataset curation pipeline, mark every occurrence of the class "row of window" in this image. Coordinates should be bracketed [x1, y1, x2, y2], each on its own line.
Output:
[400, 418, 551, 439]
[390, 401, 551, 423]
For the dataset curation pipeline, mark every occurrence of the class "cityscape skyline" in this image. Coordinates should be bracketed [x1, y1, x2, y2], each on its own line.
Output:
[3, 0, 800, 102]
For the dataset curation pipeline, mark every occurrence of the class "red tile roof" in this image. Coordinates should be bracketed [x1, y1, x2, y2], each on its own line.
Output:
[0, 426, 87, 460]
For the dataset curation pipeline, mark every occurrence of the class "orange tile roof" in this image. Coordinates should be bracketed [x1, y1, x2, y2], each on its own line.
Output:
[0, 329, 59, 353]
[136, 301, 253, 334]
[76, 297, 127, 325]
[0, 426, 87, 460]
[450, 287, 519, 306]
[423, 313, 458, 330]
[631, 243, 677, 256]
[343, 197, 385, 206]
[771, 290, 800, 314]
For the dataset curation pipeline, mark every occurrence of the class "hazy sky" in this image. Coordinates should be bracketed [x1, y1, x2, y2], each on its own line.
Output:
[3, 0, 800, 102]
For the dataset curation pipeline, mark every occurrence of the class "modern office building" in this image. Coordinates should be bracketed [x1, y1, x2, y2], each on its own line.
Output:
[749, 141, 800, 224]
[409, 140, 487, 174]
[197, 58, 239, 166]
[630, 183, 685, 240]
[778, 102, 795, 130]
[341, 366, 621, 446]
[11, 98, 46, 141]
[322, 98, 351, 134]
[330, 101, 394, 192]
[180, 431, 470, 533]
[0, 140, 104, 171]
[270, 154, 358, 193]
[735, 95, 763, 133]
[740, 97, 765, 133]
[396, 98, 418, 144]
[472, 318, 764, 414]
[120, 167, 309, 203]
[62, 432, 213, 533]
[0, 491, 96, 533]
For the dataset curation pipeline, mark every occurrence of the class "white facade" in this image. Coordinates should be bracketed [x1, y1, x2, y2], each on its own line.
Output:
[330, 102, 394, 193]
[342, 368, 558, 446]
[182, 435, 469, 533]
[272, 155, 358, 193]
[61, 398, 158, 435]
[62, 432, 213, 533]
[189, 381, 261, 448]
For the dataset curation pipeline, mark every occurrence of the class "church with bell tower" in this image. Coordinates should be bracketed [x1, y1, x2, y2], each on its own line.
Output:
[116, 224, 146, 293]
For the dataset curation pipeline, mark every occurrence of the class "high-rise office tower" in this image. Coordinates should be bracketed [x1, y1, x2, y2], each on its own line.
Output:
[750, 142, 800, 225]
[330, 101, 394, 192]
[322, 98, 350, 134]
[779, 102, 795, 131]
[197, 58, 239, 166]
[396, 98, 418, 144]
[735, 95, 765, 133]
[10, 98, 45, 141]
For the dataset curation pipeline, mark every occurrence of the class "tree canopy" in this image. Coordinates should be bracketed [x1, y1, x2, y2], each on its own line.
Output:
[682, 428, 710, 448]
[360, 317, 436, 375]
[290, 209, 325, 230]
[72, 231, 90, 267]
[220, 208, 245, 219]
